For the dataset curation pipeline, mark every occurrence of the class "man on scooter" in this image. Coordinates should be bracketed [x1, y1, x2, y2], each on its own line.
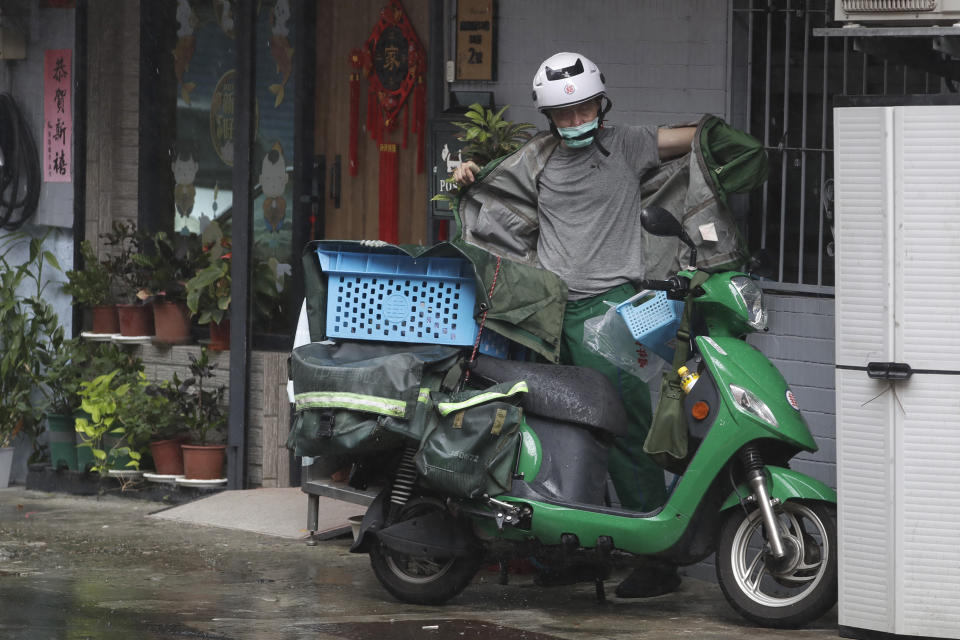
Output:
[453, 52, 696, 598]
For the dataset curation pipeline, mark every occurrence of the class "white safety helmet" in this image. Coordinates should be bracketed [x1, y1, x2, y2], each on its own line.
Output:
[531, 52, 606, 112]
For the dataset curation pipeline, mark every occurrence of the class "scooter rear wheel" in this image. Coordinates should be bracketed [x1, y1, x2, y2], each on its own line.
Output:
[368, 499, 481, 605]
[716, 499, 837, 628]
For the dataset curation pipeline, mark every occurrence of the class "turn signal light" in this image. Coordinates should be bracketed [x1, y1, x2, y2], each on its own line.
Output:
[691, 401, 710, 421]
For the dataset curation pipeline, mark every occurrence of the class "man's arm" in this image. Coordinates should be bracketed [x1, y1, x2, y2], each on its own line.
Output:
[657, 126, 696, 161]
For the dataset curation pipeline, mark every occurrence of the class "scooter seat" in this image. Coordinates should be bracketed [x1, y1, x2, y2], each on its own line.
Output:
[470, 355, 628, 437]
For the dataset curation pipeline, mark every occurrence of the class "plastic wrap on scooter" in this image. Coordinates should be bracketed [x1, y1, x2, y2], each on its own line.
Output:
[510, 414, 611, 506]
[471, 356, 627, 437]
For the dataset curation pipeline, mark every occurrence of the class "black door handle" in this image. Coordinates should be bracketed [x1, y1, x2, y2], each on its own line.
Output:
[866, 362, 913, 380]
[330, 155, 341, 209]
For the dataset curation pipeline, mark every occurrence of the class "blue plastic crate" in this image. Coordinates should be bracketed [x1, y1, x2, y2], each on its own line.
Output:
[317, 249, 479, 346]
[477, 329, 510, 359]
[615, 290, 684, 363]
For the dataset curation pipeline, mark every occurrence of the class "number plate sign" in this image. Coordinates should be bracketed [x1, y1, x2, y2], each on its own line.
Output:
[456, 0, 494, 81]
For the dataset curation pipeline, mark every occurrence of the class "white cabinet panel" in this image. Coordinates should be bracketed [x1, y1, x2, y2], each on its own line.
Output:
[836, 368, 895, 632]
[895, 108, 960, 370]
[835, 105, 960, 640]
[834, 107, 893, 367]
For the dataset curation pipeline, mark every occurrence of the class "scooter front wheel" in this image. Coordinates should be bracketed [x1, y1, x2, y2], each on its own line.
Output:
[368, 499, 482, 605]
[716, 499, 837, 628]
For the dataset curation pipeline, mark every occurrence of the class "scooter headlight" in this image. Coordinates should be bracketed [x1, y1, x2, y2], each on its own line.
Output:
[730, 276, 767, 331]
[729, 384, 779, 429]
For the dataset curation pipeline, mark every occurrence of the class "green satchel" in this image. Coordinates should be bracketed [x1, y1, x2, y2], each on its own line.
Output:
[415, 379, 528, 499]
[643, 271, 710, 472]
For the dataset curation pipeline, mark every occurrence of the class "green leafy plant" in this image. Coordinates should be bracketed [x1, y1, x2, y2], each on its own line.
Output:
[61, 240, 114, 307]
[173, 347, 227, 445]
[41, 337, 91, 417]
[431, 103, 535, 207]
[0, 232, 64, 452]
[42, 338, 144, 419]
[135, 230, 203, 303]
[117, 377, 181, 448]
[452, 103, 535, 166]
[185, 238, 232, 325]
[101, 220, 151, 304]
[75, 369, 143, 474]
[186, 237, 281, 326]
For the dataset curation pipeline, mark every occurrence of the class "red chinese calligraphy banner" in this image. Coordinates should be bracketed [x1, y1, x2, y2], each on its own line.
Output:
[44, 49, 72, 183]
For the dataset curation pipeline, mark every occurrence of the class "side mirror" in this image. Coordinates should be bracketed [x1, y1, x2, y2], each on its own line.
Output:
[640, 206, 683, 238]
[640, 205, 698, 267]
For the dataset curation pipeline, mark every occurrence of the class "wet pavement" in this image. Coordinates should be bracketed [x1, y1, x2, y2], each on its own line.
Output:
[0, 487, 839, 639]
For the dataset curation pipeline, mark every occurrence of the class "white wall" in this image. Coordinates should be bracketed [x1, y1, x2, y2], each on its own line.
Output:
[449, 0, 730, 130]
[1, 1, 75, 484]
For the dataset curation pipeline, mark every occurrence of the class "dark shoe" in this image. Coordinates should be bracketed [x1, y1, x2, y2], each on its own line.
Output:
[535, 563, 605, 587]
[614, 565, 681, 598]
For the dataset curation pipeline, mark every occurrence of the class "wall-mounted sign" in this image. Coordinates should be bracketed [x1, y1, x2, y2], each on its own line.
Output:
[43, 49, 72, 183]
[456, 0, 494, 81]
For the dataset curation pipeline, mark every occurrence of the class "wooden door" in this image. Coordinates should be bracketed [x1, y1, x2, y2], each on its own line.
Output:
[315, 0, 431, 245]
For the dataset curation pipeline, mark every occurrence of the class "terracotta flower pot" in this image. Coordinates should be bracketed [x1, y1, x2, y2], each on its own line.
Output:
[153, 299, 192, 344]
[181, 444, 226, 480]
[208, 318, 230, 351]
[149, 437, 189, 476]
[91, 304, 120, 334]
[116, 304, 155, 337]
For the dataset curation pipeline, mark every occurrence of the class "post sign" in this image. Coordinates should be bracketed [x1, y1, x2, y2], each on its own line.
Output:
[456, 0, 494, 81]
[429, 117, 468, 211]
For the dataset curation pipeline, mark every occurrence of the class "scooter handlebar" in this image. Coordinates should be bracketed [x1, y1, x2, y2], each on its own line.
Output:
[638, 277, 685, 292]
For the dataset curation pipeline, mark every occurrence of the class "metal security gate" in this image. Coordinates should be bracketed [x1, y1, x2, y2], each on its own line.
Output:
[728, 0, 952, 293]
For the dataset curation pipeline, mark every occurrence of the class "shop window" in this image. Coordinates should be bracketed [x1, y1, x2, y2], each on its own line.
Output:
[140, 0, 298, 342]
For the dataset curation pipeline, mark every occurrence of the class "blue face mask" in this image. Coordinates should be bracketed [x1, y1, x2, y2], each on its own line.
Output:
[558, 118, 599, 148]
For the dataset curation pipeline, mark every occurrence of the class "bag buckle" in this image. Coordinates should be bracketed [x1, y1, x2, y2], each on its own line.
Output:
[317, 411, 335, 437]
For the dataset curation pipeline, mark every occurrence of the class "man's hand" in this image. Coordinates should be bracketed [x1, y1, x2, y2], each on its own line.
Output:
[452, 160, 481, 186]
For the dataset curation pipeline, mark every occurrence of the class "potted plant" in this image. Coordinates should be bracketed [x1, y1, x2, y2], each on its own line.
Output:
[186, 237, 232, 350]
[0, 232, 64, 487]
[40, 337, 91, 471]
[450, 102, 536, 166]
[431, 103, 534, 210]
[137, 231, 204, 344]
[74, 369, 144, 477]
[119, 378, 188, 476]
[176, 348, 227, 480]
[73, 342, 145, 472]
[185, 236, 279, 351]
[61, 240, 118, 335]
[103, 221, 154, 337]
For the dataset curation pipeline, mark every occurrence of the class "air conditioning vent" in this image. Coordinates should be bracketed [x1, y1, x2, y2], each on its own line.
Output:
[835, 0, 960, 23]
[841, 0, 935, 11]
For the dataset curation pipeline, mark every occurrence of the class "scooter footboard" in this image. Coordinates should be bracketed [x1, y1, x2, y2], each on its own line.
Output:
[719, 466, 836, 511]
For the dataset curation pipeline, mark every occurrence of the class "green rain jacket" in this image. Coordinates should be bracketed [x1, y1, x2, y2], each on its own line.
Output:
[450, 114, 768, 363]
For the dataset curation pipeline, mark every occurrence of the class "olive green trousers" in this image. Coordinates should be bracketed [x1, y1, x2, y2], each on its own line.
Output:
[560, 284, 666, 512]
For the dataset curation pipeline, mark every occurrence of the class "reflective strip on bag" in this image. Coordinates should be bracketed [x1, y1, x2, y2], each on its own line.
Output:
[436, 381, 529, 417]
[294, 391, 407, 417]
[418, 388, 431, 404]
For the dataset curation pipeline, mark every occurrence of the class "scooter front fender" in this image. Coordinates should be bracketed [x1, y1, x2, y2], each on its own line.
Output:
[699, 336, 818, 452]
[719, 465, 837, 512]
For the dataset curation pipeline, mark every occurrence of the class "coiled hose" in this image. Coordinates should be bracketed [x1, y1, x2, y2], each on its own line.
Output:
[0, 92, 41, 230]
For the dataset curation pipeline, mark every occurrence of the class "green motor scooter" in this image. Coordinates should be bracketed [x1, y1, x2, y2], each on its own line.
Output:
[352, 206, 838, 629]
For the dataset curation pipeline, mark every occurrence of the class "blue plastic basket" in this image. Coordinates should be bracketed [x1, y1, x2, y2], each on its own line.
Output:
[615, 290, 684, 363]
[318, 249, 479, 346]
[477, 329, 510, 359]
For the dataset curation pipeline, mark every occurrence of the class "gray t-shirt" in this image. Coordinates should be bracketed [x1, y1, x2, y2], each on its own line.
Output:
[537, 125, 660, 300]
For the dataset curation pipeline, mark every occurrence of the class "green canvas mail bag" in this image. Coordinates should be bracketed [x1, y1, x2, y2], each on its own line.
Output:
[287, 341, 461, 457]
